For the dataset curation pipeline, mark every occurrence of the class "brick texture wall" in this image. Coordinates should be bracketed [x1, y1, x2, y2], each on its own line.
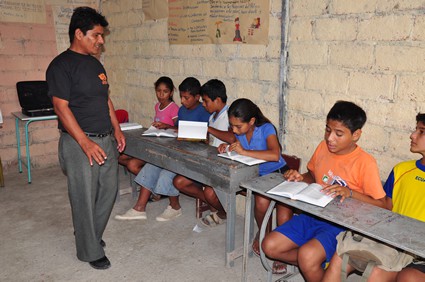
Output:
[284, 0, 425, 177]
[2, 0, 425, 182]
[102, 0, 425, 180]
[101, 0, 284, 133]
[0, 6, 59, 173]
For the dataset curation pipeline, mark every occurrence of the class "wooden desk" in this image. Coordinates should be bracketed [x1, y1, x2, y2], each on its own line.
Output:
[240, 173, 425, 281]
[123, 129, 259, 267]
[12, 112, 57, 184]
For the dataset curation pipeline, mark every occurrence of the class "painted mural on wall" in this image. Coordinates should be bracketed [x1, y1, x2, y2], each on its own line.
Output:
[168, 0, 269, 45]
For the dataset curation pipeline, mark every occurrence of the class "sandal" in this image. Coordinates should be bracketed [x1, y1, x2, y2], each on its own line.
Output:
[252, 231, 260, 257]
[272, 261, 287, 275]
[201, 212, 226, 227]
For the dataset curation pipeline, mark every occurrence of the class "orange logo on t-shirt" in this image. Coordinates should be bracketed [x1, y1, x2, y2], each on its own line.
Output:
[98, 73, 108, 85]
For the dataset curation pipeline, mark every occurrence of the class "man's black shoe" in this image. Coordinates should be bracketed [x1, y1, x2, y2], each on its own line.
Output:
[89, 256, 111, 270]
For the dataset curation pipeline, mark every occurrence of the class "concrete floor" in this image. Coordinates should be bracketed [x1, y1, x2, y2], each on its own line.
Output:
[0, 165, 273, 281]
[0, 166, 362, 282]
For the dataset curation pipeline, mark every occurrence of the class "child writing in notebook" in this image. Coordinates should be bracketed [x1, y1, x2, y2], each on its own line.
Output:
[117, 76, 179, 201]
[115, 77, 210, 221]
[217, 98, 291, 274]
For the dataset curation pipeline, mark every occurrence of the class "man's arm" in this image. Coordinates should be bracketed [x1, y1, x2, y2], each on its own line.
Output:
[52, 96, 107, 166]
[108, 98, 125, 153]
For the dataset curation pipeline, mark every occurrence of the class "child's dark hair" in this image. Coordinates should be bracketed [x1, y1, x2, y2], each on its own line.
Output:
[327, 101, 367, 133]
[416, 113, 425, 124]
[154, 76, 175, 102]
[200, 79, 227, 103]
[228, 98, 271, 126]
[69, 7, 108, 44]
[178, 77, 201, 97]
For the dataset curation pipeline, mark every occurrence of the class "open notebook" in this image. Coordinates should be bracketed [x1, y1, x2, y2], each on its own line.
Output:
[142, 125, 177, 137]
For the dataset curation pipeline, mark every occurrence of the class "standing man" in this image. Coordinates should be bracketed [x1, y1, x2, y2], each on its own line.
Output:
[46, 7, 125, 270]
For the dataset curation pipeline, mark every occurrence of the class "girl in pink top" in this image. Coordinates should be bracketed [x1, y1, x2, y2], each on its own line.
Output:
[118, 77, 179, 187]
[151, 76, 179, 129]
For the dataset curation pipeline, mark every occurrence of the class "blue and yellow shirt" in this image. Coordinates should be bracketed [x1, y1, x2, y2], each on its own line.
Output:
[384, 159, 425, 222]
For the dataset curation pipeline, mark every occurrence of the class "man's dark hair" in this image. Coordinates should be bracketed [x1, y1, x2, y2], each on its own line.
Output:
[416, 113, 425, 124]
[327, 101, 367, 133]
[69, 7, 108, 44]
[178, 77, 201, 97]
[200, 79, 227, 103]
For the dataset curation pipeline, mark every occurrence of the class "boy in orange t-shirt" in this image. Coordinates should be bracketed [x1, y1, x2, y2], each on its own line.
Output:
[262, 101, 386, 280]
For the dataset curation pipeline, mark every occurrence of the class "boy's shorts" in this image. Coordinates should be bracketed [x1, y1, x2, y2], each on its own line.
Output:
[406, 259, 425, 273]
[274, 213, 345, 266]
[134, 163, 179, 196]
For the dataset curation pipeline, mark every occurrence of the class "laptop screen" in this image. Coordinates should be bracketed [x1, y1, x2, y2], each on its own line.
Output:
[16, 81, 53, 111]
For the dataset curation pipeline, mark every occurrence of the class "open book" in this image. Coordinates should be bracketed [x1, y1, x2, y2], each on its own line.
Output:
[142, 125, 177, 137]
[177, 120, 208, 141]
[267, 181, 334, 207]
[119, 122, 143, 131]
[217, 151, 266, 166]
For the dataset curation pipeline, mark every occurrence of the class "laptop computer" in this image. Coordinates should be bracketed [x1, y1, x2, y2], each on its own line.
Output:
[16, 81, 55, 117]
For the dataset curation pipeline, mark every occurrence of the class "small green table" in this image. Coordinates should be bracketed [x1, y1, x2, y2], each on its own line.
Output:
[12, 112, 57, 184]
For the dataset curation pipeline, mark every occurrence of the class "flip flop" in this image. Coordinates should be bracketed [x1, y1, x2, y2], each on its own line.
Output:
[201, 212, 226, 227]
[272, 261, 287, 275]
[252, 231, 260, 257]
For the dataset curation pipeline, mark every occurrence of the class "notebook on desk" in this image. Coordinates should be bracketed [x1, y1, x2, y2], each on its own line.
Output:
[16, 81, 55, 117]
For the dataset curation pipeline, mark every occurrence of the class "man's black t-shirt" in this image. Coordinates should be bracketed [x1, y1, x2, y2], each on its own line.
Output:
[46, 49, 111, 133]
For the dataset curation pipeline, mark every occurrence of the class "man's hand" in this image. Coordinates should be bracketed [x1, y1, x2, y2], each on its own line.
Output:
[80, 138, 107, 166]
[114, 130, 126, 153]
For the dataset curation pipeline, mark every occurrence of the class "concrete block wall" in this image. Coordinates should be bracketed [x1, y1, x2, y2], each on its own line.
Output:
[284, 0, 425, 178]
[101, 0, 284, 132]
[0, 6, 59, 173]
[101, 0, 425, 181]
[1, 0, 425, 182]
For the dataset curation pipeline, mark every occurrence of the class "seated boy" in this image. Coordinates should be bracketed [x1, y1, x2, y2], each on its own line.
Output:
[323, 113, 425, 282]
[115, 77, 210, 221]
[262, 101, 386, 281]
[173, 79, 234, 225]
